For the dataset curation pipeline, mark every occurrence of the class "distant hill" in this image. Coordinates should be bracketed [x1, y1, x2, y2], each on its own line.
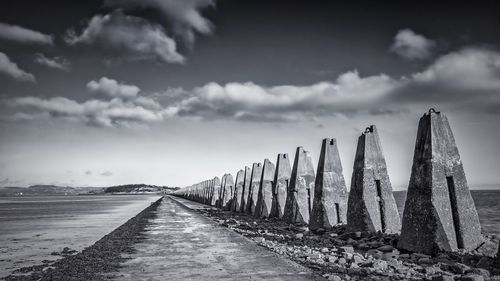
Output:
[0, 184, 179, 197]
[104, 184, 179, 194]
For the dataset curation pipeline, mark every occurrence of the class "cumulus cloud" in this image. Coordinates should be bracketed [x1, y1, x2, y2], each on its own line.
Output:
[390, 29, 435, 60]
[87, 77, 140, 99]
[412, 47, 500, 91]
[175, 71, 399, 121]
[6, 96, 171, 128]
[65, 11, 184, 64]
[0, 22, 53, 45]
[0, 52, 36, 82]
[104, 0, 215, 45]
[34, 53, 71, 71]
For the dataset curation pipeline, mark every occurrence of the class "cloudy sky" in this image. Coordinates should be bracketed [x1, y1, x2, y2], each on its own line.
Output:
[1, 0, 500, 189]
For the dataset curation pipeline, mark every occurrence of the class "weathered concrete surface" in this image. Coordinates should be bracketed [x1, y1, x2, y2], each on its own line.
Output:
[270, 153, 292, 219]
[240, 166, 251, 212]
[255, 159, 276, 218]
[347, 125, 401, 234]
[222, 174, 235, 211]
[232, 170, 245, 212]
[210, 177, 221, 207]
[310, 138, 348, 231]
[245, 163, 263, 214]
[113, 196, 320, 281]
[283, 147, 315, 224]
[398, 109, 483, 254]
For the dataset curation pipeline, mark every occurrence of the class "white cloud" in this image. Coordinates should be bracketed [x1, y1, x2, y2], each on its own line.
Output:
[412, 47, 500, 91]
[87, 77, 140, 99]
[65, 11, 184, 64]
[104, 0, 214, 45]
[34, 53, 71, 71]
[0, 52, 36, 83]
[6, 96, 169, 128]
[390, 29, 435, 60]
[0, 22, 53, 45]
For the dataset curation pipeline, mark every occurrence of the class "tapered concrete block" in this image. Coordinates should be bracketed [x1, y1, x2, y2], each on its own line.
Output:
[245, 163, 263, 214]
[255, 159, 276, 218]
[232, 169, 245, 212]
[283, 147, 315, 224]
[398, 109, 482, 254]
[240, 166, 251, 212]
[219, 175, 227, 209]
[222, 174, 234, 211]
[270, 154, 292, 219]
[310, 138, 348, 231]
[347, 125, 401, 234]
[211, 177, 221, 207]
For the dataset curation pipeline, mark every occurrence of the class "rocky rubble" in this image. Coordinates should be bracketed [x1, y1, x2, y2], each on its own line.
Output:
[200, 209, 500, 281]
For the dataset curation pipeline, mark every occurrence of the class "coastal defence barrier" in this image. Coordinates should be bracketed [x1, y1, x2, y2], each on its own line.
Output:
[172, 109, 485, 257]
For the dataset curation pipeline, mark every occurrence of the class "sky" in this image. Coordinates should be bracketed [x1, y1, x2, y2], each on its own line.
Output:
[0, 0, 500, 189]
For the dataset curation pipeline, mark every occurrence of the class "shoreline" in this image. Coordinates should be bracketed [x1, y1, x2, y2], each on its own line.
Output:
[4, 197, 164, 281]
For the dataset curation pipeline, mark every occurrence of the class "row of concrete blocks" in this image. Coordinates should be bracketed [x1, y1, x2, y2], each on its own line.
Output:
[173, 109, 486, 256]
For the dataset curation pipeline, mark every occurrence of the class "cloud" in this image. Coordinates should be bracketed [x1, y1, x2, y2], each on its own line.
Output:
[0, 22, 53, 45]
[65, 11, 184, 64]
[5, 47, 500, 125]
[175, 71, 400, 121]
[6, 96, 170, 128]
[412, 47, 500, 91]
[100, 171, 113, 177]
[104, 0, 215, 45]
[87, 77, 140, 99]
[34, 53, 71, 71]
[390, 29, 435, 60]
[0, 52, 36, 82]
[85, 170, 92, 175]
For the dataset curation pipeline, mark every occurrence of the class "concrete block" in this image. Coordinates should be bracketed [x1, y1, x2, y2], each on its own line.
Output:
[283, 147, 315, 224]
[347, 125, 401, 234]
[240, 166, 251, 212]
[398, 109, 483, 254]
[255, 159, 276, 218]
[211, 177, 221, 207]
[270, 153, 292, 218]
[310, 138, 348, 231]
[222, 173, 234, 211]
[232, 169, 245, 212]
[246, 163, 263, 214]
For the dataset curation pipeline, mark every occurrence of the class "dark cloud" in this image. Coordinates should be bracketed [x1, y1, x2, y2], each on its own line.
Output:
[100, 171, 113, 176]
[65, 11, 184, 64]
[103, 0, 215, 45]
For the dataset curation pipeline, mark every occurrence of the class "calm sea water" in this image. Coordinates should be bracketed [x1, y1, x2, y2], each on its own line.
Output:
[0, 195, 161, 278]
[393, 189, 500, 235]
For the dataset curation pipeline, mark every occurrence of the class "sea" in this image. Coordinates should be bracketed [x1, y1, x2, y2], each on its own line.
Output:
[0, 190, 498, 278]
[0, 195, 161, 278]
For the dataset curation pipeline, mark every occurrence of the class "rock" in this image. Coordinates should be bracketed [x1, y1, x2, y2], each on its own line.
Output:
[450, 263, 470, 274]
[339, 246, 354, 254]
[338, 257, 347, 265]
[465, 268, 490, 279]
[411, 253, 431, 260]
[432, 276, 454, 281]
[352, 254, 364, 264]
[372, 260, 388, 271]
[366, 249, 383, 259]
[377, 245, 394, 252]
[295, 233, 304, 239]
[475, 239, 498, 257]
[321, 247, 329, 253]
[398, 109, 483, 255]
[455, 275, 484, 281]
[327, 275, 342, 281]
[475, 256, 491, 268]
